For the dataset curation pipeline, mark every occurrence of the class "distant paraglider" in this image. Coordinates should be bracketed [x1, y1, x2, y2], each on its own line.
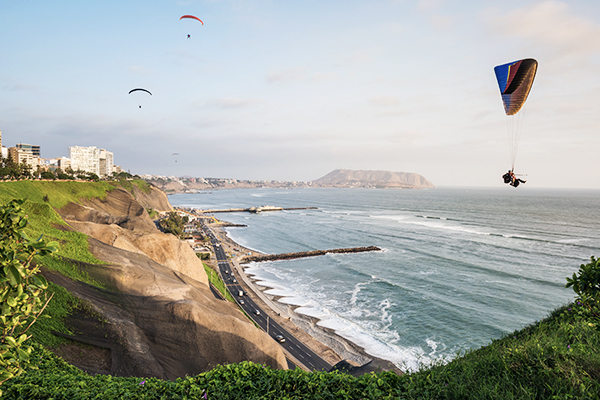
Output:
[128, 88, 152, 108]
[180, 15, 203, 39]
[172, 153, 180, 162]
[179, 15, 203, 24]
[494, 58, 537, 187]
[129, 88, 152, 96]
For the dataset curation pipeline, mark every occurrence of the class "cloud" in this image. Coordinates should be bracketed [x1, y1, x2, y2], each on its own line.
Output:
[127, 66, 156, 75]
[415, 0, 458, 30]
[369, 96, 401, 107]
[486, 1, 600, 60]
[310, 72, 338, 82]
[208, 97, 263, 108]
[266, 68, 337, 84]
[265, 68, 307, 83]
[3, 84, 38, 92]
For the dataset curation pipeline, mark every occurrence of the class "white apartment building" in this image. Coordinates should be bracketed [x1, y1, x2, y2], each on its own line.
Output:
[99, 149, 113, 178]
[69, 146, 115, 177]
[8, 147, 40, 169]
[69, 146, 100, 175]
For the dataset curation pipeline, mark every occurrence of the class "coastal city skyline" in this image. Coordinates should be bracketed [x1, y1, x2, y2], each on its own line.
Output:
[2, 1, 600, 189]
[0, 130, 120, 178]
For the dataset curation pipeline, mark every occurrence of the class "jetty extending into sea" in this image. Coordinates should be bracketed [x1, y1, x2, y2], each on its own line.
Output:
[241, 246, 381, 263]
[197, 206, 318, 214]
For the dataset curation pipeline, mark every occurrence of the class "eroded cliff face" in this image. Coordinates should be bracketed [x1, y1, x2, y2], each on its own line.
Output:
[130, 184, 173, 212]
[52, 185, 287, 378]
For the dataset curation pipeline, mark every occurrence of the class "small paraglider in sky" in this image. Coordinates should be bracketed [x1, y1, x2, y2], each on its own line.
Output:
[172, 153, 180, 162]
[180, 15, 203, 39]
[128, 88, 152, 109]
[493, 58, 537, 187]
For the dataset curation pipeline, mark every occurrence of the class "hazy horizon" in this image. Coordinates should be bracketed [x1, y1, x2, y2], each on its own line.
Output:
[2, 1, 599, 189]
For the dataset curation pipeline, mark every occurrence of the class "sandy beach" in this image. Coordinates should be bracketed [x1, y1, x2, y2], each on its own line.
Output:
[208, 220, 403, 376]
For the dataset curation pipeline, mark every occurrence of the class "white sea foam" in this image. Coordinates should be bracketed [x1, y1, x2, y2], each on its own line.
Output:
[302, 307, 434, 372]
[169, 187, 596, 373]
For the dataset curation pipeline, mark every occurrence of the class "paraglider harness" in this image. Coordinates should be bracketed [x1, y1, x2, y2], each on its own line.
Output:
[502, 170, 526, 188]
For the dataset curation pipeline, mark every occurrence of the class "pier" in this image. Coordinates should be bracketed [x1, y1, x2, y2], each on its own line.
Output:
[241, 246, 381, 263]
[198, 206, 318, 214]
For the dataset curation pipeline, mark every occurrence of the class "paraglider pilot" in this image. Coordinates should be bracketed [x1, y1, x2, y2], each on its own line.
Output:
[502, 170, 526, 187]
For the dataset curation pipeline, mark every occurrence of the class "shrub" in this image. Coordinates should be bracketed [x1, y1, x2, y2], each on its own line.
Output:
[0, 199, 57, 395]
[566, 256, 600, 304]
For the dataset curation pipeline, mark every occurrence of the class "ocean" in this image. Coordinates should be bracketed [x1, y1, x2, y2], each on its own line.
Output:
[169, 187, 600, 371]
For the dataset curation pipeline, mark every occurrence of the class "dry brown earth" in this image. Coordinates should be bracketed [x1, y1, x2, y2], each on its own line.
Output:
[46, 185, 287, 378]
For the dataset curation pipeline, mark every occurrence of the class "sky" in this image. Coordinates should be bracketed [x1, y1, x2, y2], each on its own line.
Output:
[1, 0, 599, 188]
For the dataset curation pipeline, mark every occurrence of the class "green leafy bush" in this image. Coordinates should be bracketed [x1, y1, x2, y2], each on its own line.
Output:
[0, 199, 57, 395]
[566, 256, 600, 304]
[158, 212, 189, 239]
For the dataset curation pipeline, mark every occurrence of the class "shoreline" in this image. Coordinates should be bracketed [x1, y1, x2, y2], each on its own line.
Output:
[209, 222, 403, 376]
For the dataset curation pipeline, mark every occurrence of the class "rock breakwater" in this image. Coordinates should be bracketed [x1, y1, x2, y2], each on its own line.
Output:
[241, 246, 381, 263]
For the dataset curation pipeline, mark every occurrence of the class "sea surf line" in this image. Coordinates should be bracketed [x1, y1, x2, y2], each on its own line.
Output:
[170, 187, 600, 371]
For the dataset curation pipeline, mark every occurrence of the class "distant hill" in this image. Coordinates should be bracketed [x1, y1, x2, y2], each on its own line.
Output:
[312, 169, 435, 189]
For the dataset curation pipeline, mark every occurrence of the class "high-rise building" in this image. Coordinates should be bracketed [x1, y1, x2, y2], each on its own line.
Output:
[8, 147, 39, 169]
[0, 130, 6, 159]
[57, 156, 71, 170]
[16, 143, 41, 157]
[99, 149, 114, 178]
[69, 146, 100, 175]
[69, 146, 115, 177]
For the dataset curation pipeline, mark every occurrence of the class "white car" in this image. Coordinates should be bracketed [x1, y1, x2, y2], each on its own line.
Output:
[275, 335, 285, 343]
[254, 309, 260, 315]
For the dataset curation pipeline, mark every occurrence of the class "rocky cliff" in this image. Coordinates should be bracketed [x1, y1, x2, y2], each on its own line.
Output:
[50, 184, 287, 378]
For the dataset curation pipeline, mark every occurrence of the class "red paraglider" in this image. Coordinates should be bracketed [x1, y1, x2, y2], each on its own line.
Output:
[180, 15, 203, 25]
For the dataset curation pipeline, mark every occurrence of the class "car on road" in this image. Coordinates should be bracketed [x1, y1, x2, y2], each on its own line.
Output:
[254, 309, 260, 315]
[239, 299, 245, 305]
[238, 290, 244, 297]
[275, 335, 285, 343]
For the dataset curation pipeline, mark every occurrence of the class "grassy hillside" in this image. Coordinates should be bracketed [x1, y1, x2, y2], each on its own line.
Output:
[2, 300, 599, 399]
[1, 181, 599, 399]
[0, 180, 142, 350]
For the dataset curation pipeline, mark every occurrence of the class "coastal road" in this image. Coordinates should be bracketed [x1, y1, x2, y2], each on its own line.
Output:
[206, 228, 332, 372]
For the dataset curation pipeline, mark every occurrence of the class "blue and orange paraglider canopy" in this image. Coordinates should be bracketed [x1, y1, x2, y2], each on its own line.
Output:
[494, 58, 537, 116]
[494, 58, 538, 178]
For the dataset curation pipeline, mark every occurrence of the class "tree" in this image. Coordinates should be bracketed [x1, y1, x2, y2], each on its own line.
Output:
[158, 212, 189, 239]
[0, 199, 58, 395]
[566, 256, 600, 304]
[40, 170, 56, 180]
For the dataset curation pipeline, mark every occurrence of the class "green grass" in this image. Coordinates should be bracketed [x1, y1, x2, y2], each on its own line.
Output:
[3, 299, 599, 399]
[22, 199, 105, 286]
[132, 179, 153, 194]
[116, 178, 153, 197]
[204, 262, 235, 302]
[26, 283, 86, 348]
[0, 180, 117, 209]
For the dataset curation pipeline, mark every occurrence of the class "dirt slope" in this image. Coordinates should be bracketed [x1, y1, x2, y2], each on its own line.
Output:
[50, 185, 287, 378]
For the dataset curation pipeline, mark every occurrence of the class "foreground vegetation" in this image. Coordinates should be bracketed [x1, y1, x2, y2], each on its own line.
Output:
[1, 181, 599, 399]
[2, 296, 599, 399]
